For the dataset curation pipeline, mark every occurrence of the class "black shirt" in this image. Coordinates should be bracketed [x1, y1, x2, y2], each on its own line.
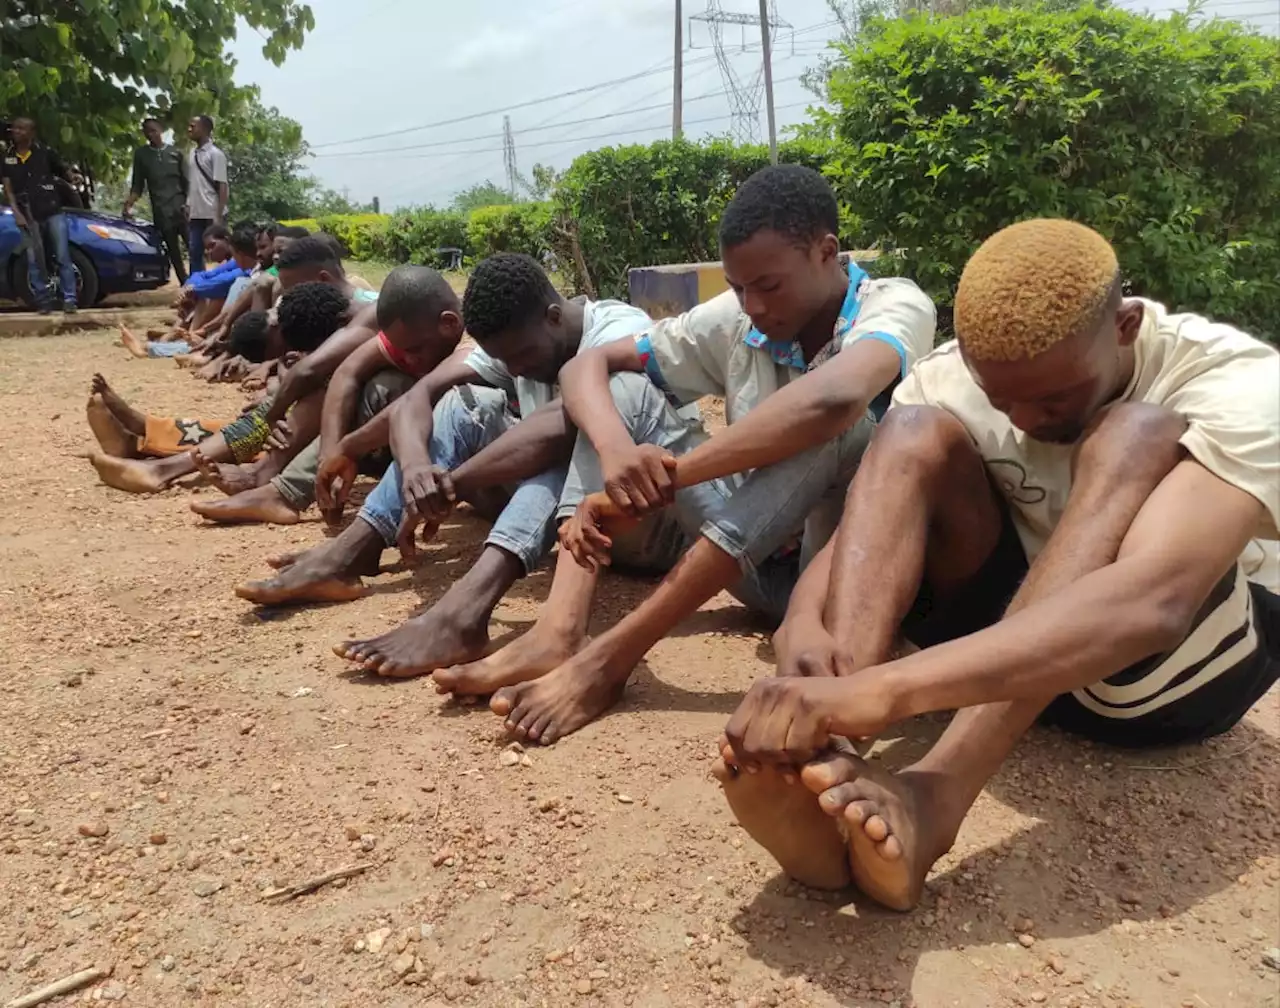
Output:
[1, 142, 68, 221]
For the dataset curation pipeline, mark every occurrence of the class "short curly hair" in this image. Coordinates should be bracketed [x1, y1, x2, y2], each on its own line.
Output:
[463, 253, 558, 340]
[228, 310, 270, 363]
[276, 235, 343, 275]
[719, 164, 840, 250]
[377, 264, 458, 332]
[956, 220, 1121, 362]
[276, 281, 352, 352]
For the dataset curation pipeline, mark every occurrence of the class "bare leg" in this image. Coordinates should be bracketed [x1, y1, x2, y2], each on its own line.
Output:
[333, 546, 524, 679]
[490, 538, 741, 744]
[119, 326, 149, 359]
[236, 518, 385, 606]
[787, 404, 1187, 909]
[88, 450, 199, 494]
[86, 395, 138, 459]
[436, 546, 598, 697]
[90, 375, 146, 438]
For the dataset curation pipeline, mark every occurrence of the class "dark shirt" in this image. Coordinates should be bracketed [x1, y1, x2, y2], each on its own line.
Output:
[1, 142, 67, 221]
[130, 143, 187, 219]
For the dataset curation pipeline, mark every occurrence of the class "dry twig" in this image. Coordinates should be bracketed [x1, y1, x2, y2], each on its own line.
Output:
[261, 863, 373, 901]
[5, 966, 109, 1008]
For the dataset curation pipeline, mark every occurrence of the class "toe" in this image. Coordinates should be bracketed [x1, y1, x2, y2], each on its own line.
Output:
[800, 751, 861, 794]
[490, 687, 517, 717]
[861, 813, 890, 844]
[842, 798, 880, 827]
[816, 782, 864, 816]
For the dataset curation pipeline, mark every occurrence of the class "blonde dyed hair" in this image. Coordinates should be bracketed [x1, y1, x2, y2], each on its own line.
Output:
[955, 219, 1120, 362]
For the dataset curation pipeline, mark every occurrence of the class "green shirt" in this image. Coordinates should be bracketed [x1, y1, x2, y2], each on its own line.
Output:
[130, 143, 187, 219]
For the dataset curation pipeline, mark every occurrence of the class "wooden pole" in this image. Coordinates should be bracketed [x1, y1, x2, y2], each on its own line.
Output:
[758, 0, 778, 163]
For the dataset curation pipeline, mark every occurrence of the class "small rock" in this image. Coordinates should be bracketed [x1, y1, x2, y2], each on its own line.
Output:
[538, 798, 560, 813]
[291, 687, 314, 698]
[99, 981, 128, 1001]
[239, 719, 255, 735]
[298, 972, 314, 985]
[392, 951, 416, 977]
[366, 927, 392, 955]
[160, 955, 176, 972]
[1262, 948, 1280, 972]
[78, 822, 109, 838]
[499, 750, 521, 767]
[576, 978, 593, 995]
[14, 809, 35, 827]
[1017, 934, 1036, 948]
[344, 825, 362, 842]
[61, 671, 83, 688]
[228, 838, 246, 854]
[149, 832, 167, 845]
[506, 741, 524, 753]
[192, 878, 224, 897]
[1049, 956, 1066, 975]
[616, 794, 634, 804]
[519, 753, 533, 767]
[140, 771, 162, 786]
[359, 834, 377, 852]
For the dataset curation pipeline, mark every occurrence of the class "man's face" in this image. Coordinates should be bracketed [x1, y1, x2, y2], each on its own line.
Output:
[722, 228, 839, 345]
[205, 235, 231, 263]
[277, 264, 334, 292]
[964, 301, 1142, 445]
[256, 232, 275, 268]
[384, 312, 462, 376]
[272, 236, 294, 260]
[10, 119, 34, 146]
[187, 118, 206, 143]
[475, 304, 564, 384]
[142, 122, 164, 147]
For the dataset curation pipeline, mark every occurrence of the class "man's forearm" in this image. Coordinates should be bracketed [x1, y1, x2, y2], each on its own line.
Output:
[850, 558, 1198, 730]
[451, 401, 574, 497]
[777, 540, 834, 632]
[341, 411, 392, 459]
[216, 183, 228, 219]
[560, 353, 640, 458]
[319, 377, 363, 460]
[388, 380, 438, 470]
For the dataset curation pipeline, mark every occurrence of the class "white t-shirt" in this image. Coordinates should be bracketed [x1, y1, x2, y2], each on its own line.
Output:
[893, 299, 1280, 721]
[186, 141, 228, 220]
[635, 273, 937, 425]
[464, 299, 655, 418]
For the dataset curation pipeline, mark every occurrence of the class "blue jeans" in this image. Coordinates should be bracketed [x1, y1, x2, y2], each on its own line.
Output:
[188, 218, 212, 274]
[558, 372, 876, 622]
[25, 213, 77, 308]
[358, 385, 566, 574]
[148, 340, 192, 357]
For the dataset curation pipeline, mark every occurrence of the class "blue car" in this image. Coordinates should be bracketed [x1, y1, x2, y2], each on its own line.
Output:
[0, 206, 171, 308]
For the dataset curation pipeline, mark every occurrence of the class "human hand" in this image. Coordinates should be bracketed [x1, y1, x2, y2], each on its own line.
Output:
[600, 443, 678, 517]
[558, 492, 638, 572]
[723, 675, 894, 770]
[773, 619, 849, 679]
[316, 449, 358, 524]
[264, 417, 292, 452]
[396, 463, 456, 559]
[12, 208, 27, 229]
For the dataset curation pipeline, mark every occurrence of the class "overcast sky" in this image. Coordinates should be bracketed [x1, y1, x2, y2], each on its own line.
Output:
[226, 0, 1278, 212]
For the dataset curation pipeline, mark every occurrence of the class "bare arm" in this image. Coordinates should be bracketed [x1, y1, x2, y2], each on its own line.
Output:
[450, 399, 575, 497]
[215, 181, 228, 221]
[559, 339, 648, 460]
[264, 304, 378, 425]
[853, 462, 1264, 726]
[3, 178, 24, 225]
[387, 347, 487, 470]
[676, 340, 901, 489]
[319, 337, 395, 461]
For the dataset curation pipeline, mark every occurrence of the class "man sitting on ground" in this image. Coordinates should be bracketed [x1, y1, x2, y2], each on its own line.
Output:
[87, 282, 355, 494]
[439, 165, 933, 743]
[240, 254, 664, 684]
[715, 219, 1280, 913]
[189, 265, 463, 526]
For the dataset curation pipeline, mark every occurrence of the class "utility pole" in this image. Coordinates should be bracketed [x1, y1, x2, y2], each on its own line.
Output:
[673, 0, 684, 139]
[502, 115, 519, 200]
[758, 0, 777, 163]
[691, 0, 791, 143]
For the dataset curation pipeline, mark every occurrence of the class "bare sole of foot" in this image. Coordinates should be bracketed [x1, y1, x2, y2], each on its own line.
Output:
[432, 630, 584, 697]
[86, 396, 139, 459]
[119, 326, 148, 359]
[236, 541, 381, 606]
[713, 757, 852, 890]
[800, 750, 943, 912]
[90, 374, 146, 437]
[488, 651, 628, 745]
[88, 452, 166, 494]
[190, 485, 300, 526]
[334, 612, 488, 679]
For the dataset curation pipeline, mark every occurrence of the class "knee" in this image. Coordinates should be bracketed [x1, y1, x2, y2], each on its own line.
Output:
[873, 405, 979, 476]
[1073, 403, 1187, 480]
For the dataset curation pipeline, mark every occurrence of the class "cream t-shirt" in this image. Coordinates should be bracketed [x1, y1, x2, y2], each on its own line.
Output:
[892, 299, 1280, 591]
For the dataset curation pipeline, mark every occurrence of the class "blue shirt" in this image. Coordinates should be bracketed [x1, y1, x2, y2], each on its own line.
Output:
[189, 259, 250, 300]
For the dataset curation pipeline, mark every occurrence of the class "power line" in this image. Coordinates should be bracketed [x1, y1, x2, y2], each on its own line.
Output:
[313, 71, 807, 159]
[311, 16, 846, 150]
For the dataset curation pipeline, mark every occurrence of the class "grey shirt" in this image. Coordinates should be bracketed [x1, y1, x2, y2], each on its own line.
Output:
[186, 141, 228, 220]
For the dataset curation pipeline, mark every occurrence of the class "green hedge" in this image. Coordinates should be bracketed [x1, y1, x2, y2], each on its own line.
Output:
[825, 3, 1280, 341]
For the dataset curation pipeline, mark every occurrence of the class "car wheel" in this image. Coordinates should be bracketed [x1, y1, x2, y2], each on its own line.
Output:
[10, 245, 99, 309]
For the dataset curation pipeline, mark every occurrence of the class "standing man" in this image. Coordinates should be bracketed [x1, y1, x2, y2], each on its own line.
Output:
[124, 118, 189, 284]
[1, 116, 82, 314]
[184, 115, 228, 276]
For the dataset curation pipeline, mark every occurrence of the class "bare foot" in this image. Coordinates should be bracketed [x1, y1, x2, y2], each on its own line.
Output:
[334, 608, 489, 679]
[713, 753, 851, 890]
[190, 484, 300, 525]
[86, 395, 138, 458]
[433, 625, 585, 697]
[191, 450, 260, 495]
[90, 374, 146, 436]
[119, 326, 148, 359]
[236, 535, 383, 606]
[800, 750, 953, 912]
[88, 452, 167, 494]
[488, 642, 630, 745]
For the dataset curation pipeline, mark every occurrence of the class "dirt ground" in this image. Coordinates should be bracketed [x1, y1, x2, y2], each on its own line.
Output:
[1, 325, 1278, 1008]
